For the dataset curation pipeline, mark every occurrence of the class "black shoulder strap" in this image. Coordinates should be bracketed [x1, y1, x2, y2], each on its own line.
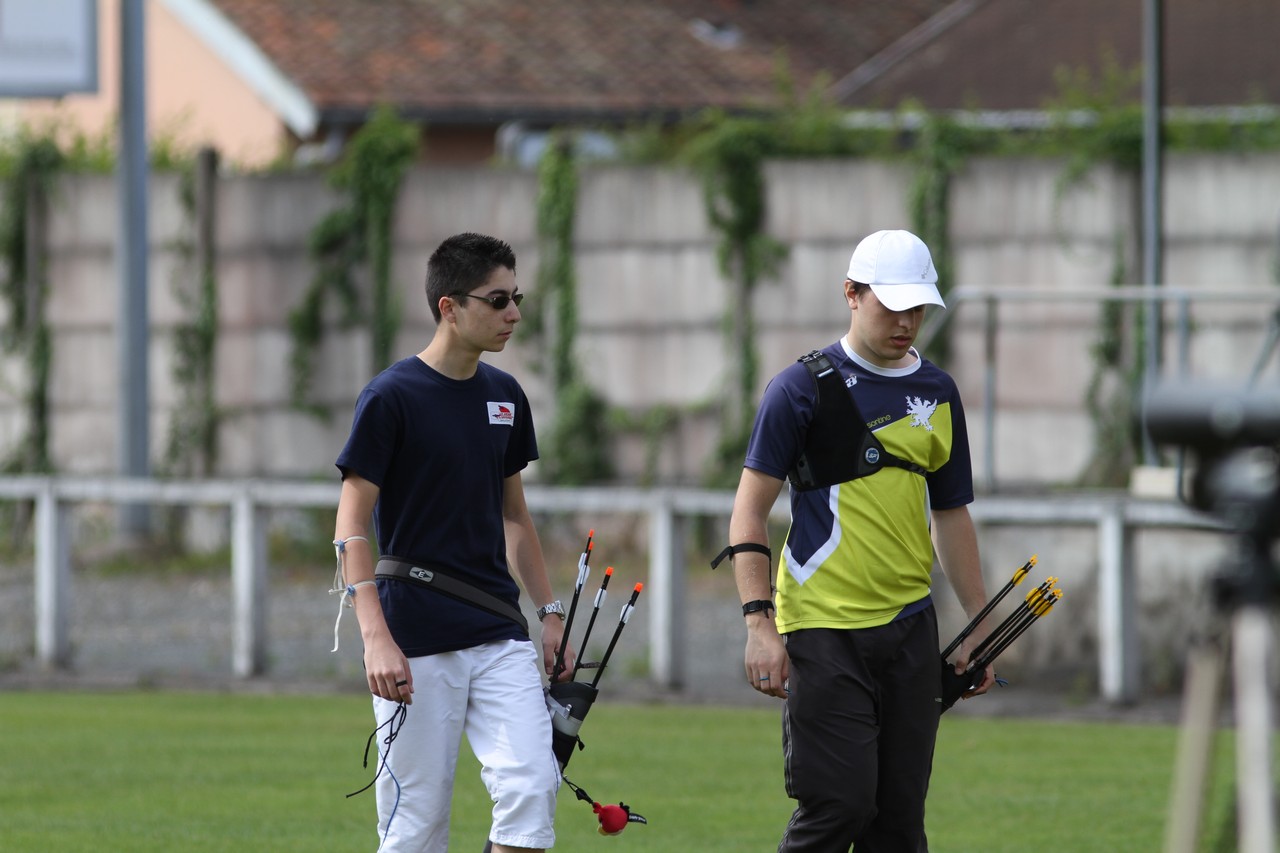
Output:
[376, 557, 529, 633]
[788, 350, 927, 491]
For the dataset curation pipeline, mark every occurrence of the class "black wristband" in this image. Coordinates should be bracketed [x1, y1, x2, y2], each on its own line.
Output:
[742, 599, 775, 617]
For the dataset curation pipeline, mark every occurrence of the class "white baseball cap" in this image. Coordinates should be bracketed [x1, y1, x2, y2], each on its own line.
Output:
[846, 229, 945, 311]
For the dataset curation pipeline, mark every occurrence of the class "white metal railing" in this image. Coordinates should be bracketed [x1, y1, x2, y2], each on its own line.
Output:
[1, 477, 1225, 703]
[918, 286, 1280, 491]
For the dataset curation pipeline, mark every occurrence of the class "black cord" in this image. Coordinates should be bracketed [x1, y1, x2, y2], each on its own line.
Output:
[347, 702, 408, 798]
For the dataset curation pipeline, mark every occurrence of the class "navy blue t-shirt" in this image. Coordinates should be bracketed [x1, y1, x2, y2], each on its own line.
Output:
[336, 356, 538, 657]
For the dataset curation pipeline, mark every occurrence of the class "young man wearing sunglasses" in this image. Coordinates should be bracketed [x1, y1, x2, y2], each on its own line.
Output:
[723, 230, 995, 852]
[333, 232, 573, 852]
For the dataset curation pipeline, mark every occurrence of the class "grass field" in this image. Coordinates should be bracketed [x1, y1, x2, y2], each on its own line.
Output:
[0, 690, 1244, 851]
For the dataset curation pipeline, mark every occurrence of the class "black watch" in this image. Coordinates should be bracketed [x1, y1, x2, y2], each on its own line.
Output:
[742, 599, 775, 617]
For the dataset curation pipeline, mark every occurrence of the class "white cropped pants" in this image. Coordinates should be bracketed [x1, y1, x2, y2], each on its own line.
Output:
[371, 639, 559, 851]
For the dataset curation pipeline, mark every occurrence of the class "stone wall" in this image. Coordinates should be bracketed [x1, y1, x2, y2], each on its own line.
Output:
[10, 154, 1280, 485]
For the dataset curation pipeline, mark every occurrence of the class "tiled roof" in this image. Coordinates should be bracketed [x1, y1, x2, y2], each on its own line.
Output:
[205, 0, 947, 123]
[835, 0, 1280, 112]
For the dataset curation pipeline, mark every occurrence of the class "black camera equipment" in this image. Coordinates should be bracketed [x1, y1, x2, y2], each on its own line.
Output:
[1142, 381, 1278, 853]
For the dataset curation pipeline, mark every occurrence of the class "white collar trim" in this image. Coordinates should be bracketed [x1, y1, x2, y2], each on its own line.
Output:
[839, 337, 922, 377]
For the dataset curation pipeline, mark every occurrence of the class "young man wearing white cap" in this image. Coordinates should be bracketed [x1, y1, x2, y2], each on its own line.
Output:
[721, 230, 995, 851]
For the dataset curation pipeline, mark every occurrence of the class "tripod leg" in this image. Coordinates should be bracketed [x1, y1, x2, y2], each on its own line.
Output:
[1230, 606, 1276, 853]
[1163, 636, 1226, 853]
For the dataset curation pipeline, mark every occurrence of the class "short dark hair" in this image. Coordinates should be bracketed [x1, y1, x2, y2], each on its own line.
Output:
[425, 233, 517, 321]
[848, 279, 871, 300]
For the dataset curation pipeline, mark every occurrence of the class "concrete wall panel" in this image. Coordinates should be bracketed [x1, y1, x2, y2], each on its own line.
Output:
[1165, 153, 1280, 238]
[765, 160, 913, 242]
[9, 153, 1279, 485]
[577, 166, 710, 244]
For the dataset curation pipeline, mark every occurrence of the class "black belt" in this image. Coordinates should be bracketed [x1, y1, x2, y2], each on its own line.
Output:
[375, 557, 528, 634]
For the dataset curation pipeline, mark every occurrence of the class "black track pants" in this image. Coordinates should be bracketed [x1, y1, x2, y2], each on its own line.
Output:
[777, 610, 941, 853]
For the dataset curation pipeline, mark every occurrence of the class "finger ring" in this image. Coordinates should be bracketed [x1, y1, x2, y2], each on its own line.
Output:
[759, 676, 770, 681]
[395, 680, 408, 687]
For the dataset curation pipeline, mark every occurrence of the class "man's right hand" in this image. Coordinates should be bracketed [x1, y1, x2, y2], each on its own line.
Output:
[745, 617, 790, 699]
[365, 634, 413, 705]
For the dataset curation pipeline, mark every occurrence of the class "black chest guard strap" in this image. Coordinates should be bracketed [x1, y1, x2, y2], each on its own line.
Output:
[787, 350, 928, 491]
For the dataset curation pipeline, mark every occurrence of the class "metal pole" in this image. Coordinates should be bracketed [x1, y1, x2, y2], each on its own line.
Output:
[982, 295, 996, 492]
[1140, 0, 1164, 464]
[118, 0, 150, 534]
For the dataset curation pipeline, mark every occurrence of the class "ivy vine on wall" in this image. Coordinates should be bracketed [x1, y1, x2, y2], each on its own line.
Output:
[0, 125, 211, 490]
[674, 89, 896, 487]
[0, 133, 63, 474]
[289, 105, 419, 412]
[1042, 55, 1151, 482]
[1079, 233, 1144, 486]
[682, 110, 789, 486]
[907, 112, 985, 366]
[533, 135, 613, 484]
[162, 150, 220, 478]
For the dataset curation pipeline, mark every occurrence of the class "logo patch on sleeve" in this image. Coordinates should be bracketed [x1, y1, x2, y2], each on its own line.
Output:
[487, 402, 515, 425]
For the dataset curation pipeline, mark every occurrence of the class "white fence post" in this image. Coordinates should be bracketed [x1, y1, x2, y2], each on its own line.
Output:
[1098, 504, 1137, 703]
[34, 479, 71, 668]
[231, 488, 267, 677]
[648, 490, 686, 690]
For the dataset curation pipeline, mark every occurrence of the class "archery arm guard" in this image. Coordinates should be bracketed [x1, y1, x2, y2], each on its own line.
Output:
[710, 542, 771, 570]
[545, 680, 600, 767]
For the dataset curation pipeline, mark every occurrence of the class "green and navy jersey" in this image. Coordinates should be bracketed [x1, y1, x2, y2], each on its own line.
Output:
[743, 338, 974, 633]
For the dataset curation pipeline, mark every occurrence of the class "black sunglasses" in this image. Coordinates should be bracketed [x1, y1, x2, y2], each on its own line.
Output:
[455, 292, 524, 310]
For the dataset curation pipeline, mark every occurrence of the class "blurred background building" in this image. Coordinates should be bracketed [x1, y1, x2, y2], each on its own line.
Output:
[8, 1, 1279, 169]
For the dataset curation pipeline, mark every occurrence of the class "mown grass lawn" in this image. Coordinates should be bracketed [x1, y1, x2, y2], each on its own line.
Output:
[0, 690, 1240, 851]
